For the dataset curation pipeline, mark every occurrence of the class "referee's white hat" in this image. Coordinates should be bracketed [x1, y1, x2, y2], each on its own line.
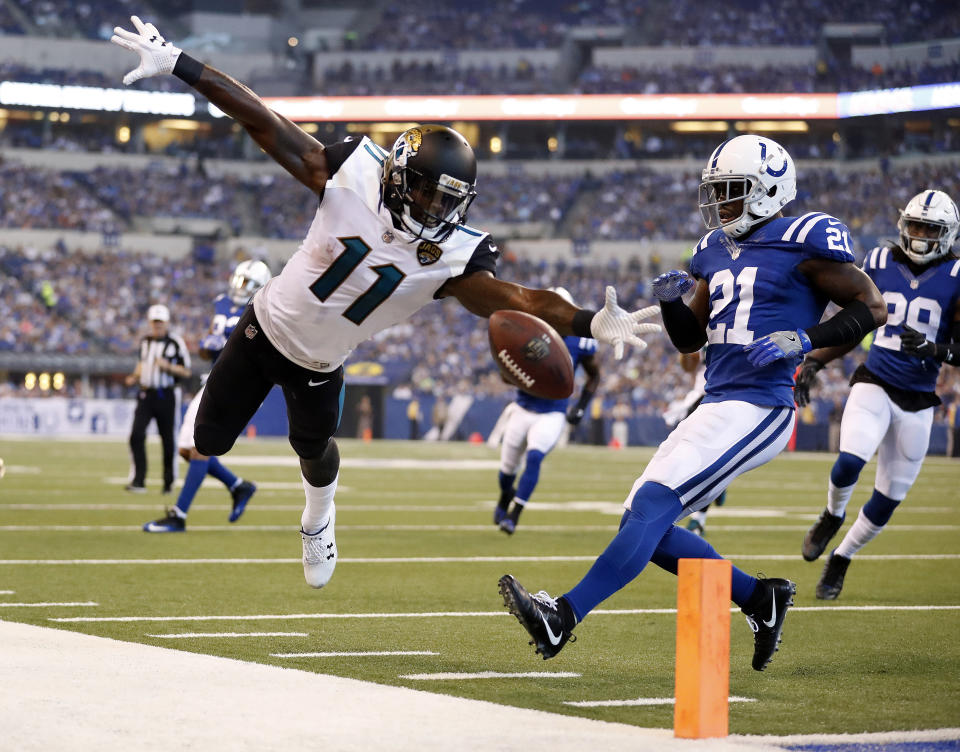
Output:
[147, 304, 170, 322]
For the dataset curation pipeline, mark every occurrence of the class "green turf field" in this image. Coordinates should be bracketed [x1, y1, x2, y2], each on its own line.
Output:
[1, 436, 958, 734]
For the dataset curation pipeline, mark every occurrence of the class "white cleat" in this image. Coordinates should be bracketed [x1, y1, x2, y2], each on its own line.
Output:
[301, 505, 337, 588]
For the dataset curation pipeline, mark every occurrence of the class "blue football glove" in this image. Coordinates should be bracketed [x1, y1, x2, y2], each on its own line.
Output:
[651, 270, 695, 302]
[200, 333, 227, 352]
[744, 329, 812, 368]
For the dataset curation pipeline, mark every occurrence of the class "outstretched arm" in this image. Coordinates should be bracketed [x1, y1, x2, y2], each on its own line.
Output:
[112, 16, 328, 193]
[443, 272, 660, 360]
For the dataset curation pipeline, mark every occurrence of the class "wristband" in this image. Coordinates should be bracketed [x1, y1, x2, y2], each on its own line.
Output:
[572, 309, 596, 338]
[173, 53, 204, 86]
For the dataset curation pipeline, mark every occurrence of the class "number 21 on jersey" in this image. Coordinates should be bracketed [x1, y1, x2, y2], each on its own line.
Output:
[707, 266, 757, 345]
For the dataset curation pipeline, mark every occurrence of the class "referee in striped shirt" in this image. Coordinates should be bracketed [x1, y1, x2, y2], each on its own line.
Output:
[124, 304, 191, 493]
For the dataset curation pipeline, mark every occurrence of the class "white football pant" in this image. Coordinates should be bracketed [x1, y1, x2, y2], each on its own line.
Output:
[625, 401, 796, 520]
[839, 382, 933, 500]
[499, 405, 566, 475]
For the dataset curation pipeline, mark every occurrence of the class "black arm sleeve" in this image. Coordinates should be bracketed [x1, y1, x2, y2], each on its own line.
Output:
[660, 298, 707, 351]
[172, 53, 204, 86]
[805, 299, 877, 350]
[572, 388, 595, 414]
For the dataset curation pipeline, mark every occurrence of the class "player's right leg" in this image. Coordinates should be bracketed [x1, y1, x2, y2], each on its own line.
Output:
[496, 406, 534, 530]
[803, 383, 889, 561]
[819, 402, 933, 599]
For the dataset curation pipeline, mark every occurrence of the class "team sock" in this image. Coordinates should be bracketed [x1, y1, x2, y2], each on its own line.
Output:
[835, 490, 900, 559]
[516, 450, 544, 501]
[827, 452, 865, 517]
[563, 482, 682, 621]
[301, 472, 338, 533]
[497, 471, 516, 510]
[175, 459, 209, 515]
[207, 456, 239, 490]
[650, 523, 758, 606]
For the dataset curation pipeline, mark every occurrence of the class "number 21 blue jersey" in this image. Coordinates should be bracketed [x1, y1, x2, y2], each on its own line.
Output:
[690, 212, 857, 408]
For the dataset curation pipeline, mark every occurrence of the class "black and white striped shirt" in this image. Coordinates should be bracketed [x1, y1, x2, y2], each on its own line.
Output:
[138, 334, 191, 390]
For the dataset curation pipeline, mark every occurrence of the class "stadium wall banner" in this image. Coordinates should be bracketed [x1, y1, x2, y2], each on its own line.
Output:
[0, 397, 136, 436]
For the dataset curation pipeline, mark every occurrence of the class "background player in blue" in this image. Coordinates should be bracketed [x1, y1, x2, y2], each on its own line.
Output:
[499, 134, 886, 670]
[795, 189, 960, 598]
[495, 287, 601, 534]
[143, 260, 271, 532]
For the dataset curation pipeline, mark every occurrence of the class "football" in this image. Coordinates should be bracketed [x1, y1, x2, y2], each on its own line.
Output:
[488, 310, 574, 400]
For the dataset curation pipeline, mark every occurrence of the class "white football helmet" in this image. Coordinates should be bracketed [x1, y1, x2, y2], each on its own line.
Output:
[229, 260, 272, 305]
[898, 189, 959, 264]
[699, 135, 797, 238]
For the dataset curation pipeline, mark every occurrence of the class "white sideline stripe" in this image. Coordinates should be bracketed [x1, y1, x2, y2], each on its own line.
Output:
[3, 620, 707, 752]
[147, 632, 309, 639]
[1, 524, 955, 533]
[49, 604, 960, 623]
[566, 696, 756, 708]
[273, 651, 439, 658]
[401, 672, 580, 680]
[0, 590, 14, 594]
[0, 601, 97, 608]
[4, 553, 959, 566]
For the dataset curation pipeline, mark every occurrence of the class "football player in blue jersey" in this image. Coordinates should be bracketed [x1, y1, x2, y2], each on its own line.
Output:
[500, 134, 887, 671]
[495, 287, 601, 535]
[795, 189, 960, 599]
[143, 260, 271, 532]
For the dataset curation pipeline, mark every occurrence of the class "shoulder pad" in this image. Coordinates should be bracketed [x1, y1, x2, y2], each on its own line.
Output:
[781, 213, 855, 262]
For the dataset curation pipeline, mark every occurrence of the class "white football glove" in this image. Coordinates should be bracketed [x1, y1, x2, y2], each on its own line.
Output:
[589, 286, 662, 360]
[111, 15, 182, 86]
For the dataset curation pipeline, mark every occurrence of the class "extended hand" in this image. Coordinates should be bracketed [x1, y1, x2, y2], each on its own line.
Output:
[651, 270, 695, 302]
[200, 333, 227, 353]
[589, 286, 662, 360]
[111, 15, 182, 85]
[793, 357, 824, 407]
[744, 329, 812, 368]
[900, 325, 938, 359]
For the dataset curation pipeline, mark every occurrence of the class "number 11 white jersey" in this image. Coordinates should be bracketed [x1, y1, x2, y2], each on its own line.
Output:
[253, 137, 498, 372]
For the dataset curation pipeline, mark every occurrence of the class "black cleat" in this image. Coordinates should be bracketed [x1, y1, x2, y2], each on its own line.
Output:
[816, 551, 851, 600]
[229, 480, 256, 522]
[498, 574, 575, 660]
[743, 577, 796, 671]
[143, 508, 186, 533]
[802, 508, 845, 561]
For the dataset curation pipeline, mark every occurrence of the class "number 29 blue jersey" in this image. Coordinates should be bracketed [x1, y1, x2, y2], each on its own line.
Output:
[861, 247, 960, 393]
[516, 335, 598, 413]
[690, 213, 857, 408]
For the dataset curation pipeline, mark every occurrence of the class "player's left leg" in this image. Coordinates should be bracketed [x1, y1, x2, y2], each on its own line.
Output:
[501, 411, 566, 534]
[818, 403, 933, 599]
[279, 366, 344, 589]
[501, 402, 796, 666]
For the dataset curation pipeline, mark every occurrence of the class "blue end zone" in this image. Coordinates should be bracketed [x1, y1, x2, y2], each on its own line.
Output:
[786, 740, 960, 752]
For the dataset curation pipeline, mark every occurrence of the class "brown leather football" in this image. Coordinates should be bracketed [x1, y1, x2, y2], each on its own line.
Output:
[488, 310, 574, 400]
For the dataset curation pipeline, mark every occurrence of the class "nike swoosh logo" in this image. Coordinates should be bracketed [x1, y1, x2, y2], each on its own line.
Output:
[307, 379, 330, 387]
[541, 614, 563, 646]
[762, 590, 777, 628]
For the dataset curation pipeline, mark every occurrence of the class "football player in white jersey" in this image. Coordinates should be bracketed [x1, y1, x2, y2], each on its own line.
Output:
[112, 16, 661, 589]
[795, 189, 960, 599]
[498, 135, 886, 671]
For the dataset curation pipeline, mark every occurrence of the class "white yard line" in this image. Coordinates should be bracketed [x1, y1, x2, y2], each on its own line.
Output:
[2, 553, 957, 566]
[49, 604, 960, 624]
[0, 590, 15, 594]
[566, 697, 757, 707]
[0, 601, 97, 608]
[147, 632, 308, 639]
[400, 672, 579, 680]
[273, 651, 438, 658]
